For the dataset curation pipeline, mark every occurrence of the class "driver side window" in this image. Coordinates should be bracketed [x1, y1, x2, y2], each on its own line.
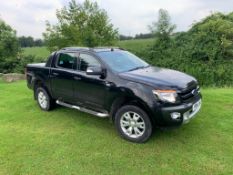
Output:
[78, 53, 101, 71]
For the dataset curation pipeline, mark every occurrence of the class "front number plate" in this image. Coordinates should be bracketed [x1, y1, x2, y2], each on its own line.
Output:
[193, 99, 201, 112]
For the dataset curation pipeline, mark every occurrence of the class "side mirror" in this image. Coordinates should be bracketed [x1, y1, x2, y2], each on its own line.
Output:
[86, 66, 103, 76]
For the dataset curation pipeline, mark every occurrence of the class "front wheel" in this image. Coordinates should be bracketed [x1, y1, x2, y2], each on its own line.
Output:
[115, 105, 152, 143]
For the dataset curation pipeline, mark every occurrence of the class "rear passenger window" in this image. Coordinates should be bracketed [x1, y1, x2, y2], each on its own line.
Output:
[57, 53, 76, 69]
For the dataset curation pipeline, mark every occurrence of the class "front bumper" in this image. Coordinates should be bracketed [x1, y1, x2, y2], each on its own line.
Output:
[158, 96, 202, 126]
[182, 99, 201, 124]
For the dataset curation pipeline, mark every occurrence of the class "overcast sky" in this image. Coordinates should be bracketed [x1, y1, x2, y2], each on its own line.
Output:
[0, 0, 233, 39]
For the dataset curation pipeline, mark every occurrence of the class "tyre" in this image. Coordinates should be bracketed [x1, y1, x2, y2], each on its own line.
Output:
[35, 87, 54, 111]
[115, 105, 152, 143]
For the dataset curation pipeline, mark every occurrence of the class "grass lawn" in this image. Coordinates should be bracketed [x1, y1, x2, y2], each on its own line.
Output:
[0, 81, 232, 175]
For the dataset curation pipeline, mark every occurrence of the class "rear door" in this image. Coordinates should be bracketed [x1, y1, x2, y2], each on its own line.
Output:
[50, 52, 78, 102]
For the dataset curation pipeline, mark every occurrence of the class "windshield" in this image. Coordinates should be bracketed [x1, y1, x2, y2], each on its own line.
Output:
[97, 50, 149, 73]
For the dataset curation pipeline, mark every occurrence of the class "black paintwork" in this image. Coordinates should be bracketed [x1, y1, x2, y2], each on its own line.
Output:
[119, 66, 196, 90]
[26, 47, 201, 127]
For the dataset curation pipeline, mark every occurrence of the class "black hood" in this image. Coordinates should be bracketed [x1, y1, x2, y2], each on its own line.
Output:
[119, 66, 197, 90]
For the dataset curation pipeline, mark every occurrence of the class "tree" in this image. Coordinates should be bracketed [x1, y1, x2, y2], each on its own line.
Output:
[119, 35, 133, 40]
[134, 33, 154, 39]
[43, 0, 119, 51]
[19, 36, 44, 47]
[147, 9, 176, 61]
[34, 39, 44, 47]
[0, 19, 20, 73]
[148, 9, 176, 39]
[18, 36, 34, 47]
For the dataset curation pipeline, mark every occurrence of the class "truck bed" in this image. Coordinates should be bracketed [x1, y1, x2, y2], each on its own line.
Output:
[26, 63, 50, 90]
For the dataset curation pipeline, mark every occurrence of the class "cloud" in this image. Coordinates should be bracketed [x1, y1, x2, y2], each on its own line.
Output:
[0, 0, 63, 38]
[0, 0, 232, 38]
[87, 0, 233, 35]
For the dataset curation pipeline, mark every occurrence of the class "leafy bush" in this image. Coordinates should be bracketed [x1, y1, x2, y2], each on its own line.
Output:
[13, 55, 45, 73]
[134, 12, 233, 87]
[0, 19, 20, 73]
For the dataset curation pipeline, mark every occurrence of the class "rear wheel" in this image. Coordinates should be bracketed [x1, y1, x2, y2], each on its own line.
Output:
[36, 87, 54, 111]
[115, 105, 152, 143]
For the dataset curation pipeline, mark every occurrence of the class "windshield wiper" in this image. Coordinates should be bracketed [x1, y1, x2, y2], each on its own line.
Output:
[128, 65, 149, 72]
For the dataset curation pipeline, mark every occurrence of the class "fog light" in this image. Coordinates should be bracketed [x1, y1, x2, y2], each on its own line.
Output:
[171, 112, 181, 120]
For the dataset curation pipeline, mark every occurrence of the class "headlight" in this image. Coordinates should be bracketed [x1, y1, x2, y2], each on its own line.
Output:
[152, 90, 177, 103]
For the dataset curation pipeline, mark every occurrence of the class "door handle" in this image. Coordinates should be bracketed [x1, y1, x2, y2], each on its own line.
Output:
[50, 72, 59, 78]
[105, 81, 112, 87]
[74, 76, 81, 80]
[52, 72, 59, 76]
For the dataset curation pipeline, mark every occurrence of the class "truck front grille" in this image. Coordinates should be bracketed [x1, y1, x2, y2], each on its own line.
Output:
[179, 84, 200, 101]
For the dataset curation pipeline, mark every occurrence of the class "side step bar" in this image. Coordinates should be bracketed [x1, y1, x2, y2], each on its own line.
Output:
[56, 100, 109, 118]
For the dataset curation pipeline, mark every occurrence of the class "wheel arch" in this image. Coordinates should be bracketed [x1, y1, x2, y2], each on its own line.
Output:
[33, 78, 51, 100]
[110, 96, 155, 125]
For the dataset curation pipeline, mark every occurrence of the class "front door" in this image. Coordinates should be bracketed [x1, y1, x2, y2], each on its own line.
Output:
[73, 53, 107, 110]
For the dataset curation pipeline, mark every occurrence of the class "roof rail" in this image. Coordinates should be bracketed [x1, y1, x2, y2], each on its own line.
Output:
[61, 47, 89, 51]
[60, 46, 126, 52]
[91, 47, 125, 51]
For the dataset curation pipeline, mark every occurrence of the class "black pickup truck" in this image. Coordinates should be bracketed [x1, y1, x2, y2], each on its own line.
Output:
[26, 47, 202, 143]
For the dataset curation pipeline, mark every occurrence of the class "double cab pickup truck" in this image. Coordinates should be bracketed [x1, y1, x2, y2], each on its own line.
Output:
[26, 47, 202, 143]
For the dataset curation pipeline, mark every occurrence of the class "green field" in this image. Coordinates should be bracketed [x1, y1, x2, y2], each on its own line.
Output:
[116, 38, 154, 51]
[23, 47, 50, 58]
[22, 39, 154, 58]
[0, 80, 232, 174]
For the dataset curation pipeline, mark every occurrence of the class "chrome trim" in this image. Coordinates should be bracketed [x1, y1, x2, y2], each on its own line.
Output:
[120, 111, 146, 139]
[38, 91, 48, 109]
[56, 100, 109, 118]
